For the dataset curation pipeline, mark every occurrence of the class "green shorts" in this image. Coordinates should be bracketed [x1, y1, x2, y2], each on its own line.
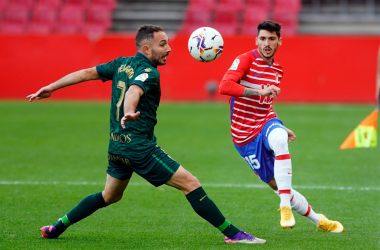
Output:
[107, 145, 180, 187]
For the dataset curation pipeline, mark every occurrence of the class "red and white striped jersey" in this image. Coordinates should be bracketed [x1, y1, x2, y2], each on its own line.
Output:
[225, 49, 283, 146]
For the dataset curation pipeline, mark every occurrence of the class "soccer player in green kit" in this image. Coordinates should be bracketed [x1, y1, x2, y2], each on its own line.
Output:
[27, 25, 266, 244]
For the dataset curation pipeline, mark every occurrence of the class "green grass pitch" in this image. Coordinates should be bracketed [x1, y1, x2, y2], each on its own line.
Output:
[0, 101, 379, 250]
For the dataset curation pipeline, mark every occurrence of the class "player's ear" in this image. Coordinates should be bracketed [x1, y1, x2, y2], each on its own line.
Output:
[255, 37, 258, 46]
[141, 44, 151, 56]
[278, 37, 282, 46]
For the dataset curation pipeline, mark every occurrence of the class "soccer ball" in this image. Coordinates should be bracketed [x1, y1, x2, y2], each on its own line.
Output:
[188, 27, 224, 62]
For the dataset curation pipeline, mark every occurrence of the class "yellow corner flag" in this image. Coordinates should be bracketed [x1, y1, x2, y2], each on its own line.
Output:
[340, 109, 378, 149]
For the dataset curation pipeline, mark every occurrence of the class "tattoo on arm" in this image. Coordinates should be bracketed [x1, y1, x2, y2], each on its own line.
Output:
[243, 88, 260, 97]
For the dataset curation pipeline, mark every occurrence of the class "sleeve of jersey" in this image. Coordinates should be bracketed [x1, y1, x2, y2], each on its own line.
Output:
[130, 71, 158, 94]
[96, 57, 121, 82]
[219, 54, 250, 97]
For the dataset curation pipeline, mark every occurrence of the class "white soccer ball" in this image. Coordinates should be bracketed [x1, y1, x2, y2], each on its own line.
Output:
[188, 27, 224, 62]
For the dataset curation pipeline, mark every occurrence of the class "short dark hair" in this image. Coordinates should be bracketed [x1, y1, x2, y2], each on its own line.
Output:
[135, 24, 164, 50]
[257, 20, 281, 38]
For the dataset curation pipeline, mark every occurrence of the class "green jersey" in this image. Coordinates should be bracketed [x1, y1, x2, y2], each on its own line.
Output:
[96, 52, 161, 156]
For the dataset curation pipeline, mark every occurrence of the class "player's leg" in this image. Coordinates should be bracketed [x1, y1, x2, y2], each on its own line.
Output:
[41, 174, 130, 238]
[268, 178, 320, 224]
[166, 166, 266, 244]
[268, 179, 344, 232]
[40, 153, 132, 239]
[267, 126, 295, 228]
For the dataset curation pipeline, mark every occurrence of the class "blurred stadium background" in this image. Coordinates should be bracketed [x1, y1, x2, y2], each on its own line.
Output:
[0, 0, 379, 103]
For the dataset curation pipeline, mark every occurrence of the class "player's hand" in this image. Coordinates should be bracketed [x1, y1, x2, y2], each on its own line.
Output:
[258, 85, 281, 98]
[26, 85, 54, 102]
[285, 128, 296, 142]
[121, 111, 141, 128]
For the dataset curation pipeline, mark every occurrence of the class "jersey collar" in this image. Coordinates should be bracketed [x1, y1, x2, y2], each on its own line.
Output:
[135, 52, 157, 68]
[252, 49, 276, 66]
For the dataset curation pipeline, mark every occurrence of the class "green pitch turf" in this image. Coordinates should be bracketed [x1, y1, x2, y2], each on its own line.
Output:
[0, 102, 379, 250]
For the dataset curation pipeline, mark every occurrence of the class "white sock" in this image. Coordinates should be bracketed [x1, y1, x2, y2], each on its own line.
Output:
[274, 189, 322, 225]
[268, 128, 292, 208]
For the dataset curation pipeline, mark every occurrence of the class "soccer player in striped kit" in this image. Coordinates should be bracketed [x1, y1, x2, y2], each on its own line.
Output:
[219, 20, 344, 233]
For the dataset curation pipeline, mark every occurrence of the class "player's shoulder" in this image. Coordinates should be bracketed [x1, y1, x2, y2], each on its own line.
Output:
[138, 63, 159, 77]
[229, 51, 255, 70]
[235, 51, 256, 64]
[133, 63, 159, 83]
[111, 56, 133, 66]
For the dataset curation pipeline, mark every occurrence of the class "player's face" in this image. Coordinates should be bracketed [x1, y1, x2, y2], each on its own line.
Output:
[150, 31, 171, 66]
[256, 30, 282, 63]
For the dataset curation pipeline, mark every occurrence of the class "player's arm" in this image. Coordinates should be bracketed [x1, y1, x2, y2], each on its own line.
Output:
[27, 67, 100, 102]
[120, 85, 144, 128]
[220, 73, 280, 98]
[219, 55, 280, 98]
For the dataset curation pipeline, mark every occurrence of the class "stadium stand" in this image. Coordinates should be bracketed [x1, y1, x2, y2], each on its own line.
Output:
[1, 7, 29, 33]
[241, 7, 270, 35]
[8, 0, 34, 9]
[84, 6, 112, 35]
[28, 5, 57, 34]
[179, 8, 211, 34]
[212, 8, 239, 35]
[300, 0, 380, 34]
[56, 6, 85, 33]
[64, 0, 87, 9]
[187, 0, 215, 11]
[218, 0, 244, 11]
[0, 0, 115, 34]
[272, 0, 300, 35]
[35, 0, 62, 9]
[246, 0, 271, 12]
[1, 0, 379, 36]
[89, 0, 116, 10]
[0, 0, 7, 10]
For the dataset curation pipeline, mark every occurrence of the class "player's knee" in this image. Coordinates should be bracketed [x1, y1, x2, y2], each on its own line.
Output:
[102, 191, 123, 205]
[183, 174, 201, 193]
[269, 129, 289, 155]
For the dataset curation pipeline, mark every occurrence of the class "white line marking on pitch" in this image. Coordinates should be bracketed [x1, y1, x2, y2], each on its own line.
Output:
[0, 181, 379, 191]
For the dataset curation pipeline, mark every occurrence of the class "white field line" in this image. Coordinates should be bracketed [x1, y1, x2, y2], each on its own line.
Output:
[0, 181, 379, 191]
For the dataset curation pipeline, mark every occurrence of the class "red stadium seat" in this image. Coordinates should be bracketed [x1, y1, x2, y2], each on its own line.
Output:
[179, 8, 211, 34]
[273, 11, 298, 35]
[218, 0, 244, 11]
[246, 0, 271, 12]
[83, 7, 112, 35]
[88, 0, 116, 10]
[28, 6, 57, 34]
[241, 8, 269, 35]
[0, 0, 8, 10]
[8, 0, 34, 9]
[63, 0, 88, 9]
[274, 0, 301, 13]
[56, 6, 84, 33]
[35, 0, 62, 9]
[212, 8, 239, 35]
[187, 0, 215, 11]
[0, 7, 29, 33]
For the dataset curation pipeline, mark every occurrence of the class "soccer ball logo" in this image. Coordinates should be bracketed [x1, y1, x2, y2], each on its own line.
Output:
[188, 27, 224, 62]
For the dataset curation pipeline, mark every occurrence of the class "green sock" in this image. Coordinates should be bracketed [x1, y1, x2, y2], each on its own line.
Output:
[53, 192, 108, 236]
[186, 186, 240, 238]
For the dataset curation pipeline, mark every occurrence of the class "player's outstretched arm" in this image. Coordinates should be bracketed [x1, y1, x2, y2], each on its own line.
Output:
[121, 85, 144, 128]
[26, 67, 100, 102]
